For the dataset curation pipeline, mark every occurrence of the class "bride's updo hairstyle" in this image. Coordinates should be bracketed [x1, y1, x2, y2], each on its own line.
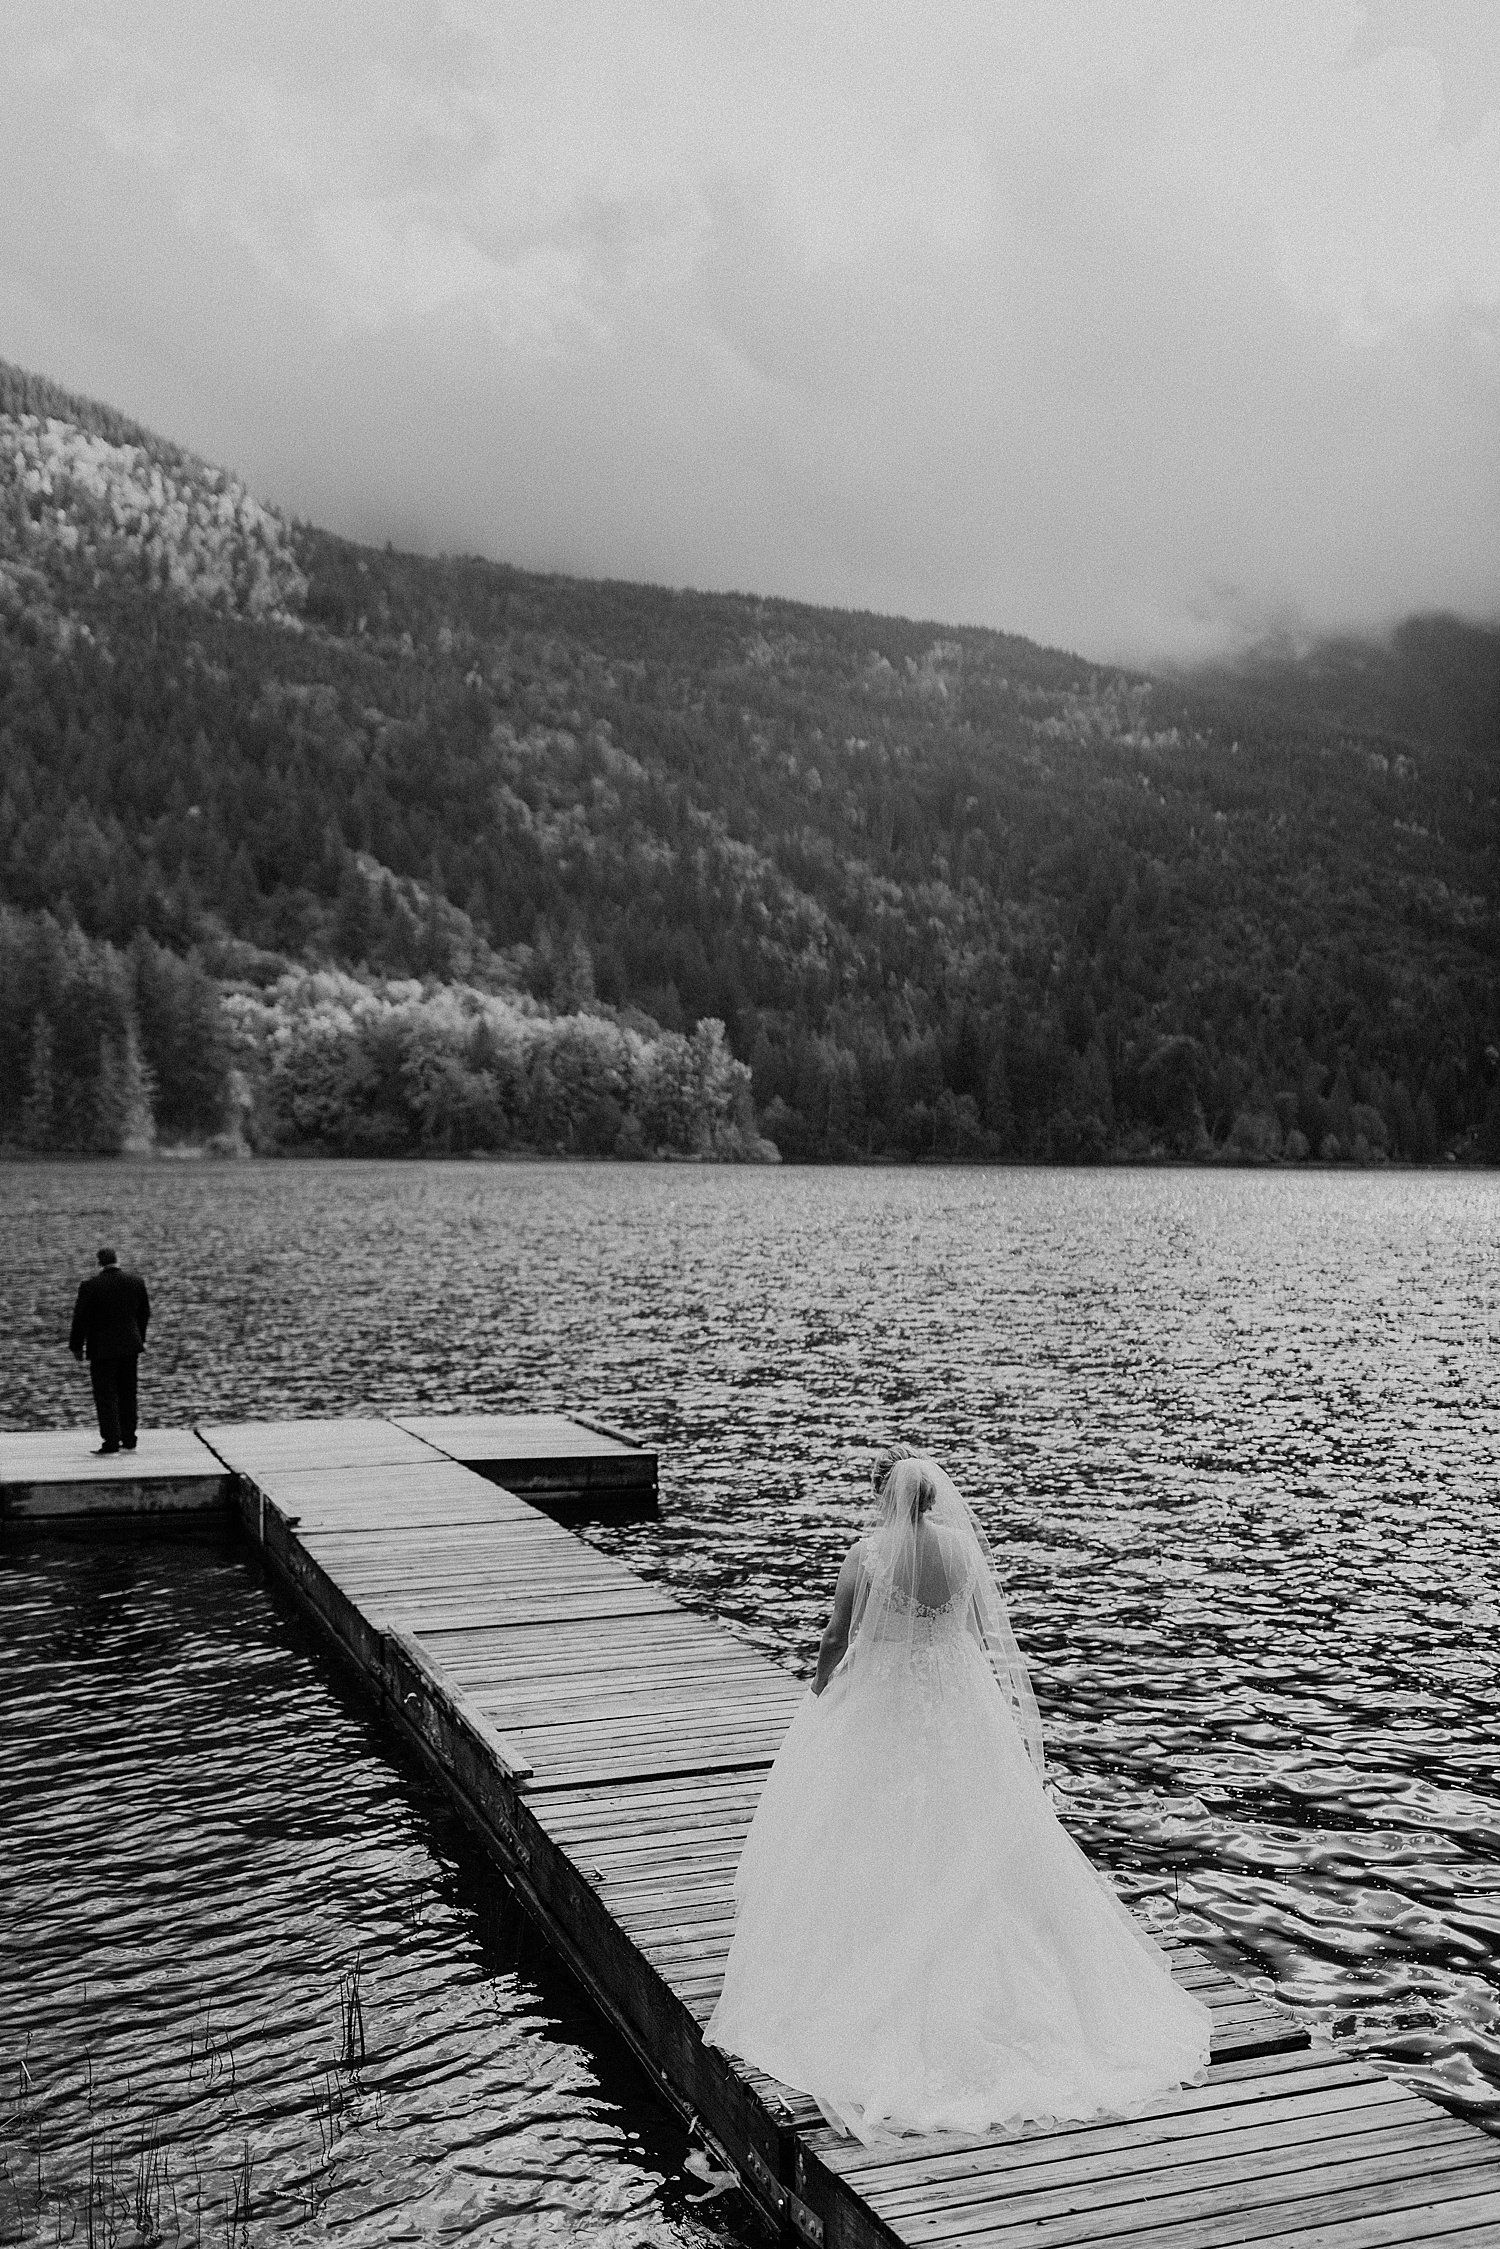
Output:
[872, 1452, 938, 1525]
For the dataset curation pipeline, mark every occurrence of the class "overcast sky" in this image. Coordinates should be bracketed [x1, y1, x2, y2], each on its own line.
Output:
[4, 1, 1497, 664]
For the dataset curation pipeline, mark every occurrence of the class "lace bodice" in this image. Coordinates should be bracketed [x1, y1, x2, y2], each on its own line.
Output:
[854, 1534, 977, 1645]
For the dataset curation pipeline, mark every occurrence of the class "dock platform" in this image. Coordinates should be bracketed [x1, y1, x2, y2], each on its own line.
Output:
[393, 1409, 658, 1521]
[6, 1412, 1498, 2247]
[0, 1425, 233, 1519]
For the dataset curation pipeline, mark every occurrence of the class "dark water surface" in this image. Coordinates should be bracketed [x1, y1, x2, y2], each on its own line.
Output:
[3, 1157, 1500, 2231]
[0, 1534, 719, 2248]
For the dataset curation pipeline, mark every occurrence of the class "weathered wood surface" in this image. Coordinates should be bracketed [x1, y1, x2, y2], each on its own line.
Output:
[810, 2041, 1500, 2247]
[393, 1409, 658, 1521]
[0, 1425, 232, 1517]
[200, 1416, 440, 1476]
[44, 1411, 1498, 2247]
[395, 1410, 643, 1460]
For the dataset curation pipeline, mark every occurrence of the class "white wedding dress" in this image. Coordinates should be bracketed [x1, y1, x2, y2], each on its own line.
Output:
[706, 1459, 1211, 2142]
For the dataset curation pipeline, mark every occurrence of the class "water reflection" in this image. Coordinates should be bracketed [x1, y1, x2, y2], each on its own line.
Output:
[0, 1536, 727, 2246]
[4, 1160, 1499, 2134]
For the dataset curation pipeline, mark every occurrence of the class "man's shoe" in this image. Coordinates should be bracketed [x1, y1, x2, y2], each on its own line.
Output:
[122, 1439, 137, 1451]
[93, 1443, 120, 1456]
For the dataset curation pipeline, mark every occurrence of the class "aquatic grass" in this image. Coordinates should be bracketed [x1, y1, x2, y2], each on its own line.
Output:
[313, 2065, 346, 2167]
[222, 2143, 252, 2249]
[0, 2041, 39, 2247]
[130, 2110, 169, 2243]
[337, 1955, 366, 2075]
[186, 2017, 237, 2099]
[0, 1961, 372, 2246]
[0, 2146, 24, 2248]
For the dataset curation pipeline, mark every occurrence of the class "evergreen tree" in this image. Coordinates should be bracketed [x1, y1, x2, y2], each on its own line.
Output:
[92, 1033, 125, 1153]
[19, 1012, 54, 1149]
[117, 1015, 157, 1153]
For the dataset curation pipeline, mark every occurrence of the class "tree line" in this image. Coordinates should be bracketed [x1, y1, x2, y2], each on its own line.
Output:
[0, 909, 765, 1160]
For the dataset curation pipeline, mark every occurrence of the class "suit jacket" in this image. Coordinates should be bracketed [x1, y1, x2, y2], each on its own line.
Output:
[70, 1266, 151, 1359]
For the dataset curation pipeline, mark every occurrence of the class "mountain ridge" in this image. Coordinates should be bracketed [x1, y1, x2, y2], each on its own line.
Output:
[2, 352, 1497, 1164]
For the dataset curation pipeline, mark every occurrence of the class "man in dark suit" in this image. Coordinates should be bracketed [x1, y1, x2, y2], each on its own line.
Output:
[69, 1247, 151, 1455]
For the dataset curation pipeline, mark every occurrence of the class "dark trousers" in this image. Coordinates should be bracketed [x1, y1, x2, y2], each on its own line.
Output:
[89, 1354, 139, 1448]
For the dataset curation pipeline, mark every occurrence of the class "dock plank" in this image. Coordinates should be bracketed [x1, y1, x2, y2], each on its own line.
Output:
[48, 1413, 1498, 2249]
[200, 1416, 442, 1475]
[874, 2137, 1497, 2248]
[866, 2103, 1467, 2223]
[395, 1411, 642, 1459]
[394, 1411, 659, 1523]
[0, 1426, 233, 1517]
[244, 1460, 529, 1530]
[825, 2076, 1415, 2197]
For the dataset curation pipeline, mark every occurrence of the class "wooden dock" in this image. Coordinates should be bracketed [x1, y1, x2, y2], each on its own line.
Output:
[0, 1425, 233, 1519]
[392, 1408, 658, 1522]
[5, 1413, 1499, 2247]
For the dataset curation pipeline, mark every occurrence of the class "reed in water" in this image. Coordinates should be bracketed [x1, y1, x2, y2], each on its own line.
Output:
[0, 1962, 369, 2247]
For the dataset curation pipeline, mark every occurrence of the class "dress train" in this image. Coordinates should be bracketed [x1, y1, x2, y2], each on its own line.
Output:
[706, 1616, 1210, 2141]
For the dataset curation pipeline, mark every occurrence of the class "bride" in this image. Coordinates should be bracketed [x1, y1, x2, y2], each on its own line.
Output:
[705, 1451, 1211, 2141]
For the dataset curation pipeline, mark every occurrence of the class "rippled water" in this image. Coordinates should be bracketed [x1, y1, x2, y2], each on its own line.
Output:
[4, 1157, 1500, 2173]
[0, 1533, 719, 2247]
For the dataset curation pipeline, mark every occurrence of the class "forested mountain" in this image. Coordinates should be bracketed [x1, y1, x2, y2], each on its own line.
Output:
[2, 354, 1497, 1163]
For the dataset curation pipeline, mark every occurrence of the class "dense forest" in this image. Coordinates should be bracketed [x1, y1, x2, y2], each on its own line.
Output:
[2, 355, 1497, 1163]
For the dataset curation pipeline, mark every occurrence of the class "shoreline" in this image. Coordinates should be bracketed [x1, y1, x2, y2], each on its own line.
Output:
[0, 1143, 1480, 1171]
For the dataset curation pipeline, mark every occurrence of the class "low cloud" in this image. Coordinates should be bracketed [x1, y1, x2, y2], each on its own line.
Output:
[4, 0, 1497, 662]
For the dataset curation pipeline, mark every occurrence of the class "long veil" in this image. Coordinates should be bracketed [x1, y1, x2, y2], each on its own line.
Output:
[847, 1453, 1047, 1778]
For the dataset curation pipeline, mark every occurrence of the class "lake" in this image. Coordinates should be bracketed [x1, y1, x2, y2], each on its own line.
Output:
[0, 1533, 699, 2247]
[3, 1158, 1499, 2238]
